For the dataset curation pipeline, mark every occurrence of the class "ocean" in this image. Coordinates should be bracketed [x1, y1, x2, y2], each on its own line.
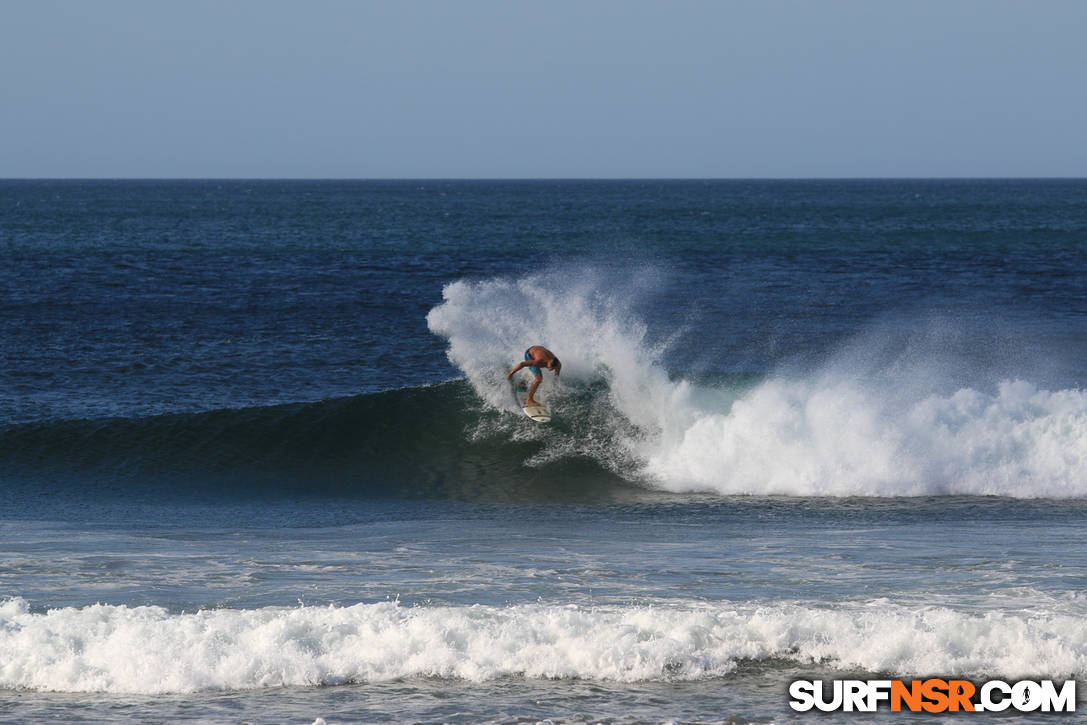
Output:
[1, 179, 1085, 724]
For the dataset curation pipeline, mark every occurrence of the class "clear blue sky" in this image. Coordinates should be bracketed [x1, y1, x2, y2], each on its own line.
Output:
[3, 0, 1085, 178]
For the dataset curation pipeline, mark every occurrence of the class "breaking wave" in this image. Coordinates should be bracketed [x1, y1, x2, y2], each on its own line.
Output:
[427, 268, 1087, 498]
[3, 267, 1084, 500]
[2, 596, 1083, 694]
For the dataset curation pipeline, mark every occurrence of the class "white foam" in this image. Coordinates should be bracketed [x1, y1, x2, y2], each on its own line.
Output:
[2, 596, 1084, 694]
[426, 268, 667, 414]
[427, 269, 1087, 498]
[645, 377, 1087, 497]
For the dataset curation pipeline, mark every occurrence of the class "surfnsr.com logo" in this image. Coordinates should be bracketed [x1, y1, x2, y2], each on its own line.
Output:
[789, 679, 1077, 713]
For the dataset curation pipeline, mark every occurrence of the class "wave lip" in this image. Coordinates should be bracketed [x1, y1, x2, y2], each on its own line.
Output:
[2, 596, 1084, 694]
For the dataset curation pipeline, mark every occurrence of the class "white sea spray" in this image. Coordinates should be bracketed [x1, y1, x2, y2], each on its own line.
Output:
[428, 268, 1087, 498]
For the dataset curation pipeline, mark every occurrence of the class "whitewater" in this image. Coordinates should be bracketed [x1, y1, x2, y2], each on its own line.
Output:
[4, 596, 1085, 694]
[427, 268, 1087, 499]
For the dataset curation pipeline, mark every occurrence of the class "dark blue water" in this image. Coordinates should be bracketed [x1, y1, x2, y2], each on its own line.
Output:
[2, 180, 1086, 723]
[5, 180, 1084, 424]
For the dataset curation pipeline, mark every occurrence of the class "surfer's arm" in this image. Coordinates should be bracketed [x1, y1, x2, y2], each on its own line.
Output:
[506, 361, 528, 379]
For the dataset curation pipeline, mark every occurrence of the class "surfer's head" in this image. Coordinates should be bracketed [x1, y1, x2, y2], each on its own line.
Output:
[548, 357, 561, 375]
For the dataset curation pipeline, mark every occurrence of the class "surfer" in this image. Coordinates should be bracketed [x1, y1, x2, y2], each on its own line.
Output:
[506, 345, 561, 407]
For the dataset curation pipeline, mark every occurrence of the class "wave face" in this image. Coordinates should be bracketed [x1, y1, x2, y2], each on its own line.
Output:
[0, 382, 629, 503]
[427, 268, 1087, 498]
[3, 596, 1083, 694]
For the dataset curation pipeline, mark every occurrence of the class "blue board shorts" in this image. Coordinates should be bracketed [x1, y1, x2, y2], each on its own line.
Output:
[524, 349, 542, 377]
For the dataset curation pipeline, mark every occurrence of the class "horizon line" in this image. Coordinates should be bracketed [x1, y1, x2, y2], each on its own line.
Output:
[3, 176, 1086, 182]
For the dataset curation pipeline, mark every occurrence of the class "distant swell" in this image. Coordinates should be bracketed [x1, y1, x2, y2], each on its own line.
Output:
[2, 596, 1084, 694]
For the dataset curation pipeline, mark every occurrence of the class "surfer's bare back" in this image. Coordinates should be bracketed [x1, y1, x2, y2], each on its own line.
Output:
[507, 345, 561, 407]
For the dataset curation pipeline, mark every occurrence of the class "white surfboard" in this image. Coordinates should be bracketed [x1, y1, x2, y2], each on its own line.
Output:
[511, 379, 552, 423]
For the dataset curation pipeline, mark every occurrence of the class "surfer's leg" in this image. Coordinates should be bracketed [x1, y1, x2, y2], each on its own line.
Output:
[526, 374, 543, 406]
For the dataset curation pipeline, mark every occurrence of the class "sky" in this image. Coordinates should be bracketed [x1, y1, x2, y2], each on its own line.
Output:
[3, 0, 1085, 178]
